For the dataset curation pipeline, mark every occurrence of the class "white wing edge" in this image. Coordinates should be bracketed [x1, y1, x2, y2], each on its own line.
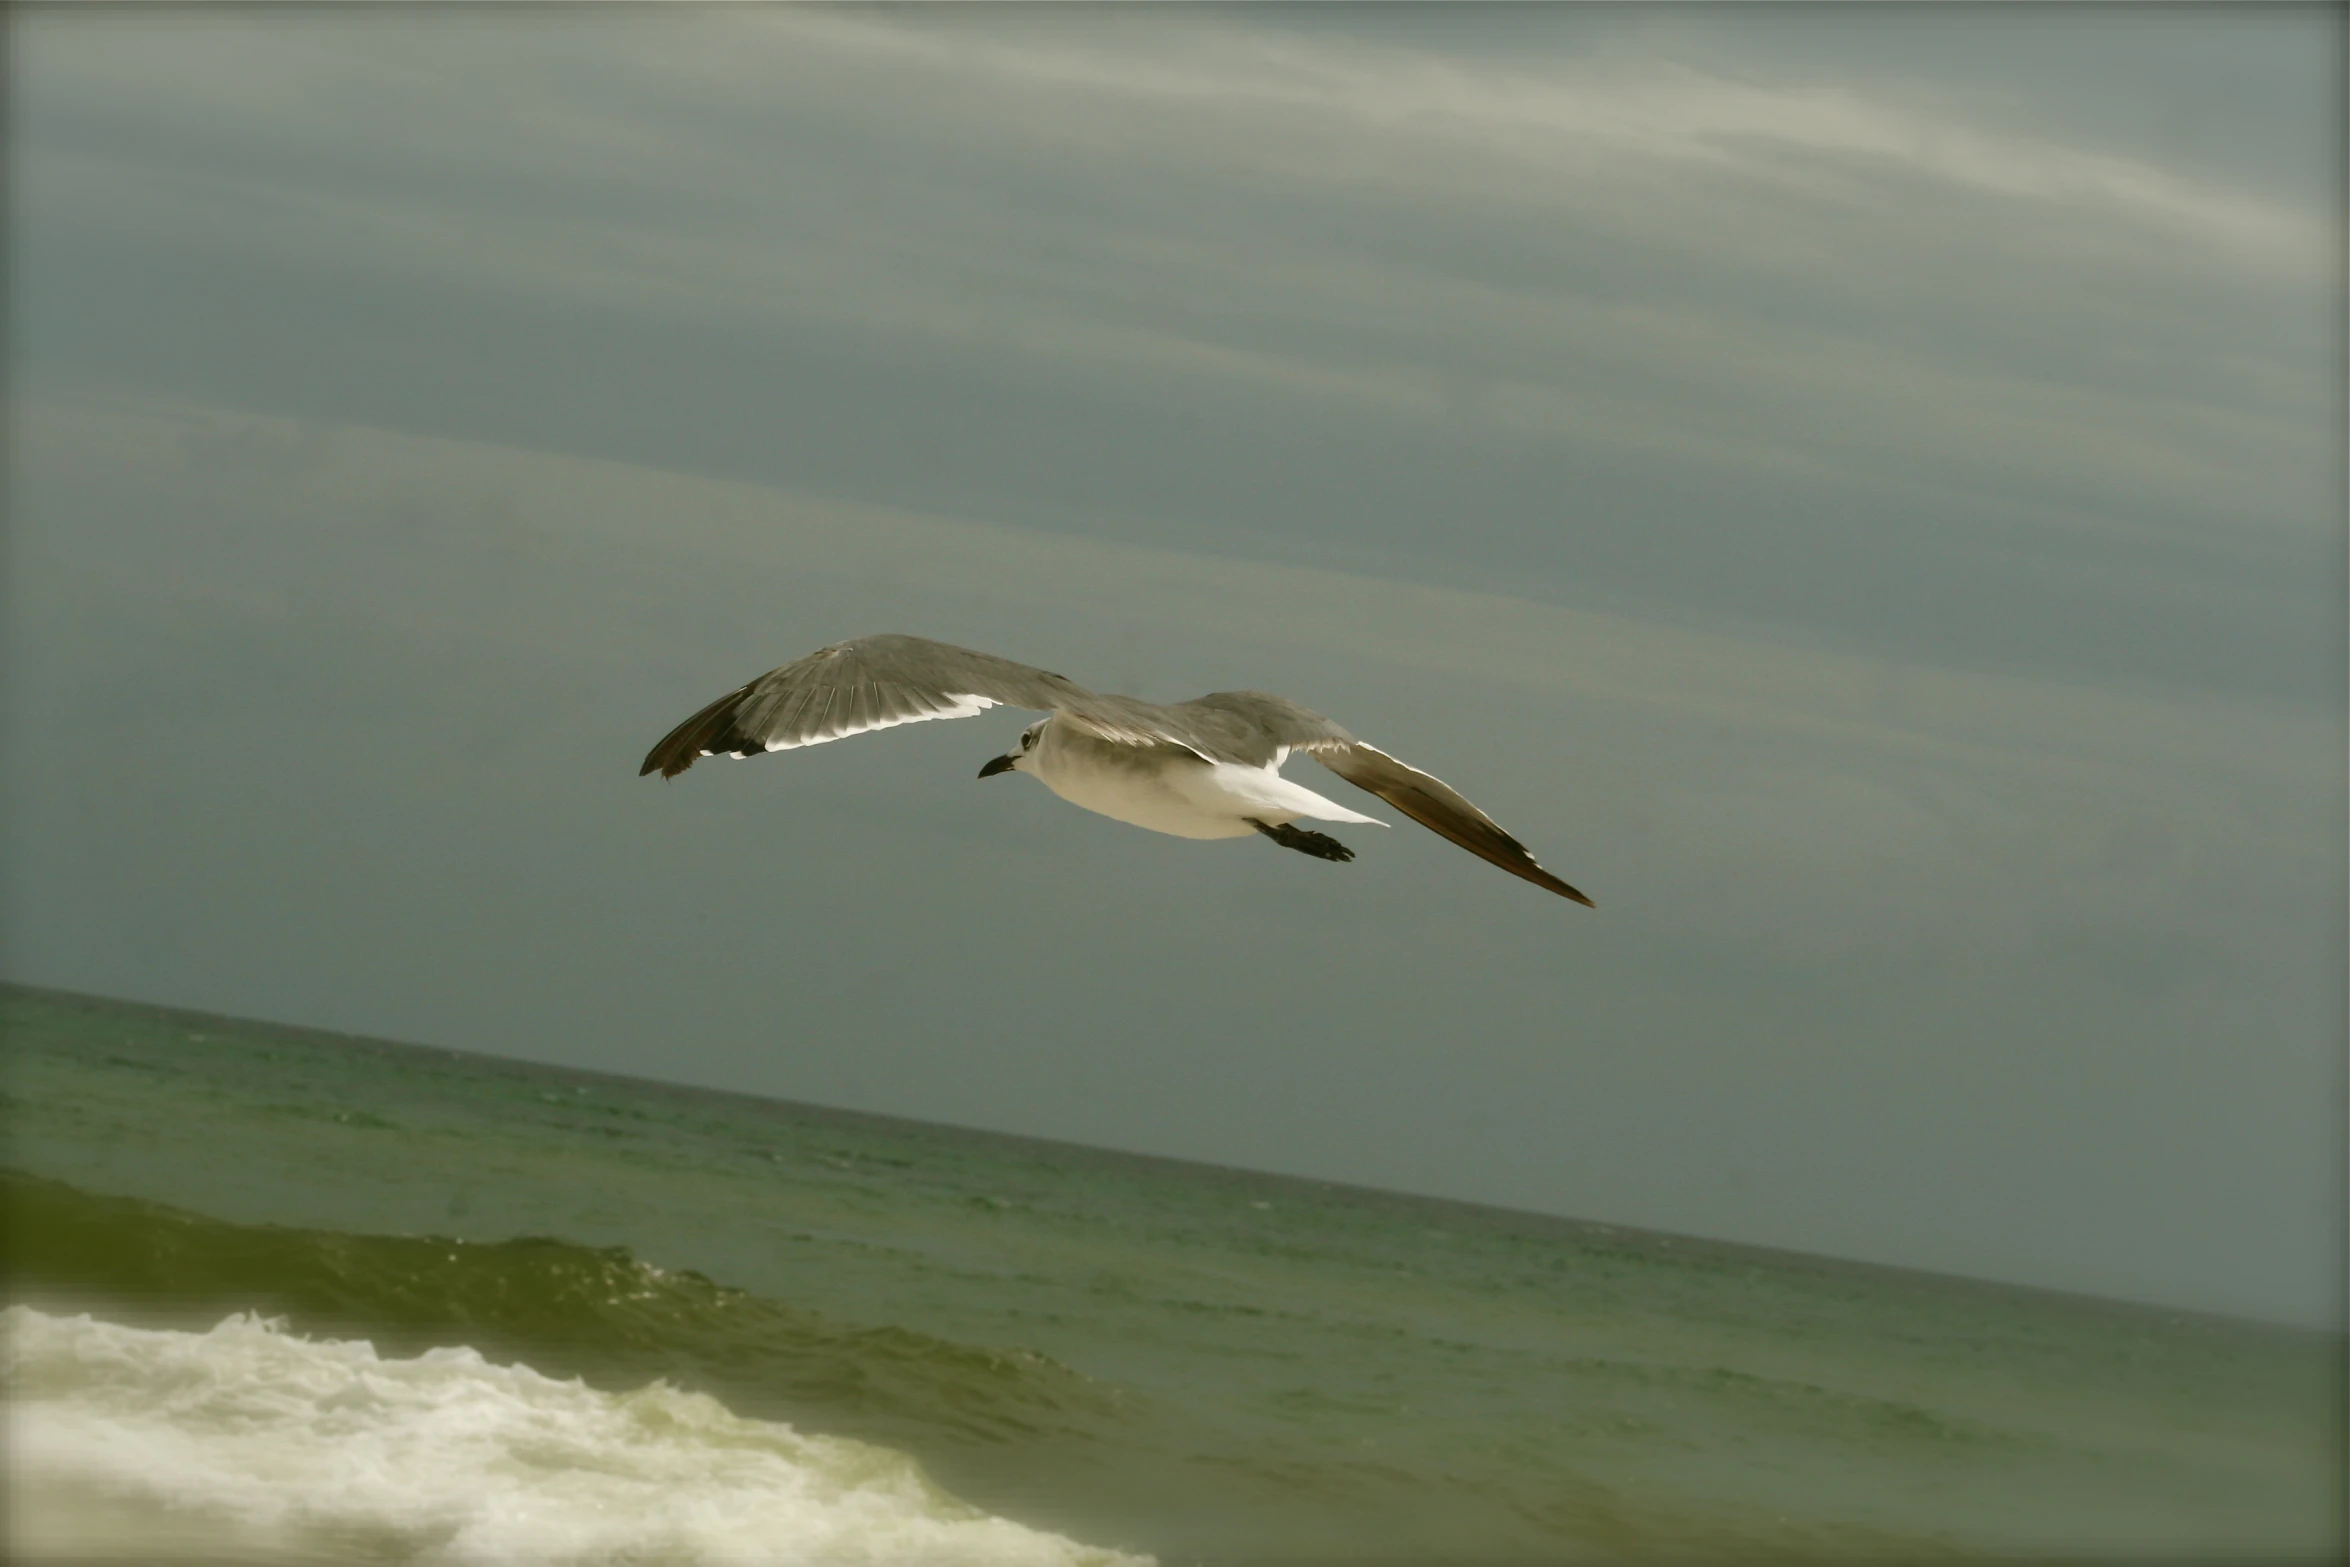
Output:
[715, 694, 1002, 757]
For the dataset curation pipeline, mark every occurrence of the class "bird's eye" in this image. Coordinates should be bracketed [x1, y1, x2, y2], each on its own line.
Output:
[1022, 731, 1036, 749]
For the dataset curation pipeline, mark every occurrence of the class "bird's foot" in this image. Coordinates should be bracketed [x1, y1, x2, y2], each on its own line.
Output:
[1248, 819, 1355, 863]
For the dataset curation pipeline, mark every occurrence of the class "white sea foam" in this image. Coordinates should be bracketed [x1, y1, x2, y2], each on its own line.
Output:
[3, 1306, 1151, 1567]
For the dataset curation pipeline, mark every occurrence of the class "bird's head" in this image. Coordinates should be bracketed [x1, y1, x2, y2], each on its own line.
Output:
[976, 719, 1048, 779]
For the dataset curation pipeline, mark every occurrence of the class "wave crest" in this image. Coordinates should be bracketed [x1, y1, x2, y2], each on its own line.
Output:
[6, 1305, 1150, 1566]
[3, 1170, 1131, 1451]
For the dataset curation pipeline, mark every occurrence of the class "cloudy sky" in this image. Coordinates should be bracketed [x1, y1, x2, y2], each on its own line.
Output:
[5, 6, 2339, 1327]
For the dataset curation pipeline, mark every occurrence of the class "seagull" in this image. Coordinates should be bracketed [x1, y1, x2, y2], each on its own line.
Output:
[640, 633, 1593, 905]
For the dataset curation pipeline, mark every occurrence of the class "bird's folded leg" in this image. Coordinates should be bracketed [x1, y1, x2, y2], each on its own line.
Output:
[1247, 818, 1355, 863]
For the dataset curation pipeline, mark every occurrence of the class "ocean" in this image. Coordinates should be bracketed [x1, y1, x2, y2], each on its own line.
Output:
[2, 983, 2337, 1565]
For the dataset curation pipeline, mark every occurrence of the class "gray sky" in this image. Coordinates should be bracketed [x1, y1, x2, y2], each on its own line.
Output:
[4, 6, 2340, 1328]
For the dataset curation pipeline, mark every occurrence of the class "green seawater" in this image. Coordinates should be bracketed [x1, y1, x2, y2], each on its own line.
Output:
[2, 984, 2339, 1563]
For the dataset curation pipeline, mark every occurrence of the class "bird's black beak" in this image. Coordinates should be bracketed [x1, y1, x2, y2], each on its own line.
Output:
[977, 753, 1018, 779]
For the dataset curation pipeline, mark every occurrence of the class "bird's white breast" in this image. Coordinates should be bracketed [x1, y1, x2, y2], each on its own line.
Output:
[1025, 721, 1381, 840]
[1028, 728, 1258, 839]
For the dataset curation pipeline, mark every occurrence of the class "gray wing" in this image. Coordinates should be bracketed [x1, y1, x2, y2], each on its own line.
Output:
[640, 634, 1095, 778]
[1181, 691, 1595, 906]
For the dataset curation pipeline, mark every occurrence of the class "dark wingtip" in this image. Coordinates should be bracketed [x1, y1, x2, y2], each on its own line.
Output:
[643, 682, 760, 780]
[1505, 857, 1593, 906]
[638, 744, 699, 779]
[1525, 864, 1595, 906]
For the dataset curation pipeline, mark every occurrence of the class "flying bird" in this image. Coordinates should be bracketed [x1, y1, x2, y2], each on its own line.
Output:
[640, 633, 1592, 905]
